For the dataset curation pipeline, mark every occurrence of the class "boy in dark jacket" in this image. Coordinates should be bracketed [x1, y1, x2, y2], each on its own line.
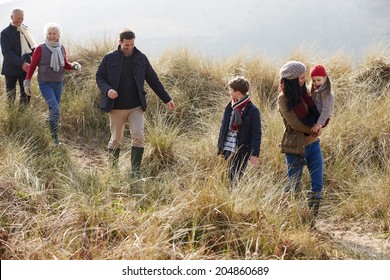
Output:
[217, 77, 261, 184]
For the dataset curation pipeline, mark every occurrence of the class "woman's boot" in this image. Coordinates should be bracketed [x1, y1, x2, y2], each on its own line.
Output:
[307, 191, 321, 228]
[49, 121, 61, 145]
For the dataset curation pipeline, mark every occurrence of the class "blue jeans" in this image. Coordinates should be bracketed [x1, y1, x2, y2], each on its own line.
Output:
[39, 81, 63, 138]
[285, 139, 323, 198]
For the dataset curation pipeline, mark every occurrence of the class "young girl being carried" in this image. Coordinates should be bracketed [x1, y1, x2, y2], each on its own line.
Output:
[309, 64, 334, 134]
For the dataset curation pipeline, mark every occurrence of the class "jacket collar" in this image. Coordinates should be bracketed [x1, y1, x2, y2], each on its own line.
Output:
[117, 45, 141, 56]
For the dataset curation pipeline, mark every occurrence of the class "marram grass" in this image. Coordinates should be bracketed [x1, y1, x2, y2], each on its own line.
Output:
[0, 43, 389, 260]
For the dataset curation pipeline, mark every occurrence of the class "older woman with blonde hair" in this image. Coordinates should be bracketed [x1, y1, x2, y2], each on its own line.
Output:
[24, 23, 80, 145]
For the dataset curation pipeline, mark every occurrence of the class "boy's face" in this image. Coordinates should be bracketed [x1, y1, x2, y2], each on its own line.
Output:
[229, 87, 243, 100]
[311, 76, 327, 89]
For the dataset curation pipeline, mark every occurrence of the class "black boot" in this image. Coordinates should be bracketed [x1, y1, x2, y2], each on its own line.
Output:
[6, 88, 16, 106]
[131, 146, 144, 178]
[52, 131, 61, 145]
[49, 121, 61, 145]
[108, 148, 120, 168]
[19, 94, 31, 105]
[307, 191, 321, 228]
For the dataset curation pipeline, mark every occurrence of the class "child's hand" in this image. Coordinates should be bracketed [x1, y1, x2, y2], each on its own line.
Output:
[249, 156, 259, 167]
[311, 123, 321, 134]
[312, 126, 322, 137]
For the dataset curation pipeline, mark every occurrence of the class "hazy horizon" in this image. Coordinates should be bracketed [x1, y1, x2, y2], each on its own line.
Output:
[0, 0, 389, 62]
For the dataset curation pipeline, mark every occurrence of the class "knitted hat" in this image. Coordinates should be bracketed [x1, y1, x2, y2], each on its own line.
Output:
[279, 61, 306, 80]
[310, 64, 327, 77]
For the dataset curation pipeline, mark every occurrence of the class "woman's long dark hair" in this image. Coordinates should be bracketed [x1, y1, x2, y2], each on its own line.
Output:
[281, 77, 308, 110]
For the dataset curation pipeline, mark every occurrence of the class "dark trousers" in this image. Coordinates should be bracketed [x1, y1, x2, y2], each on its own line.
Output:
[5, 73, 30, 105]
[223, 150, 250, 184]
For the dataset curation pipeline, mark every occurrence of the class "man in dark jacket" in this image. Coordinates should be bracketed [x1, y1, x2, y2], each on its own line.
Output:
[1, 8, 36, 105]
[96, 28, 175, 177]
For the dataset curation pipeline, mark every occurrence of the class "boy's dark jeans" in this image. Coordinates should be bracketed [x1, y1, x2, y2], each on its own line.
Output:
[223, 150, 250, 184]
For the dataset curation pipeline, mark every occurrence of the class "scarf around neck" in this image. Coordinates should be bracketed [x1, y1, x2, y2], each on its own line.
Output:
[44, 38, 64, 72]
[293, 92, 320, 127]
[229, 95, 251, 132]
[17, 24, 37, 55]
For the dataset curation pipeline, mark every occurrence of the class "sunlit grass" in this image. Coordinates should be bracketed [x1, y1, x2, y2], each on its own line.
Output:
[0, 42, 389, 260]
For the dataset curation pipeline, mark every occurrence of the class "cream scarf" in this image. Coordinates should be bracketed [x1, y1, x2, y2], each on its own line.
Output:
[17, 24, 37, 55]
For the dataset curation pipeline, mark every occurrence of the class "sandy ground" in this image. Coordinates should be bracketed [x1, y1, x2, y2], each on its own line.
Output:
[65, 136, 107, 169]
[316, 217, 390, 259]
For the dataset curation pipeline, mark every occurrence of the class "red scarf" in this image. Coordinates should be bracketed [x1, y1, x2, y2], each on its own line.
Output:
[293, 93, 319, 126]
[230, 95, 251, 132]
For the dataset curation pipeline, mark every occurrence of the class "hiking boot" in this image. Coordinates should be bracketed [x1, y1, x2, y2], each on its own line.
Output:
[307, 191, 321, 228]
[131, 146, 144, 178]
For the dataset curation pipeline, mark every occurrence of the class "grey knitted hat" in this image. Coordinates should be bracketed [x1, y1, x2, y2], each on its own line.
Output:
[279, 61, 306, 80]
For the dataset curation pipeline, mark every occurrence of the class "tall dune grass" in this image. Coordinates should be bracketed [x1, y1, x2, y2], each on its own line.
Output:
[0, 42, 389, 260]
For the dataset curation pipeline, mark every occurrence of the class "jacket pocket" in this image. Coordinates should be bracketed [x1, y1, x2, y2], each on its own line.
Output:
[280, 126, 305, 155]
[106, 61, 119, 75]
[135, 60, 145, 67]
[100, 95, 115, 112]
[107, 61, 119, 67]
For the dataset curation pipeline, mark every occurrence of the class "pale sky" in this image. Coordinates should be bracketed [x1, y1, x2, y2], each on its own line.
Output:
[1, 0, 389, 61]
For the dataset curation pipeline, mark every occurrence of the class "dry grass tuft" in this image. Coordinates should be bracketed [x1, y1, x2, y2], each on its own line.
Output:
[0, 42, 389, 260]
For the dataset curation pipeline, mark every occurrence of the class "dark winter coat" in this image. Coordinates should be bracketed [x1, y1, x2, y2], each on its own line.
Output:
[217, 101, 262, 157]
[95, 46, 171, 112]
[1, 24, 32, 76]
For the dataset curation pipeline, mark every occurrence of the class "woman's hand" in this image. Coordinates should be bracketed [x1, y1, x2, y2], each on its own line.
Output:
[72, 62, 81, 73]
[23, 80, 32, 96]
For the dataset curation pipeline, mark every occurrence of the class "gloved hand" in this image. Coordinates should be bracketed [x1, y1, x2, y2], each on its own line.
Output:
[72, 62, 81, 73]
[23, 80, 32, 96]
